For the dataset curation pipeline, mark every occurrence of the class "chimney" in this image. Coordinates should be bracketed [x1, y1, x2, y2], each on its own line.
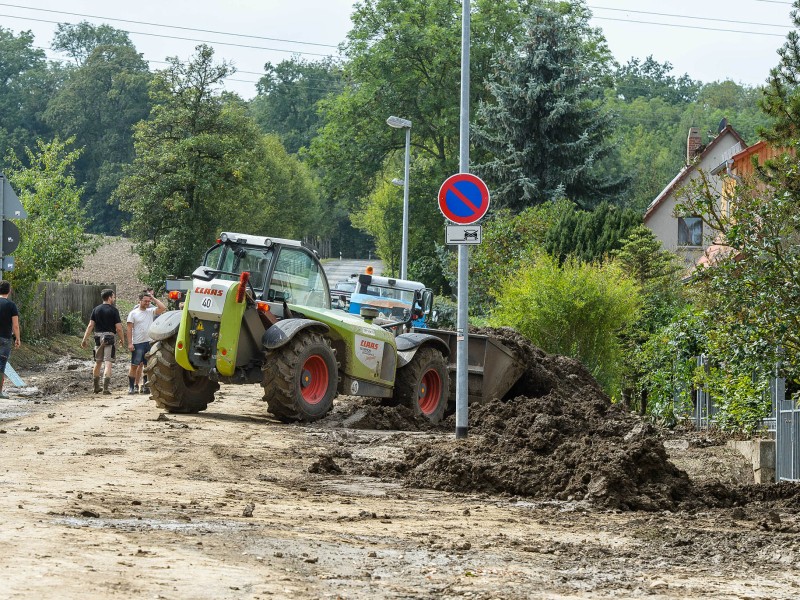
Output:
[687, 127, 702, 162]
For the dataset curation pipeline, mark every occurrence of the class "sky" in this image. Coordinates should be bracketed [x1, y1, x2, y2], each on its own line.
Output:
[1, 0, 796, 99]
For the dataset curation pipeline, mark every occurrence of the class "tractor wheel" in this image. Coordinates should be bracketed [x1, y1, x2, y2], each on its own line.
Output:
[262, 331, 339, 422]
[145, 338, 218, 413]
[393, 346, 450, 424]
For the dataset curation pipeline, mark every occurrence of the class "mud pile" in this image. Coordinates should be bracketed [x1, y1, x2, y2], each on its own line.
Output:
[368, 327, 696, 511]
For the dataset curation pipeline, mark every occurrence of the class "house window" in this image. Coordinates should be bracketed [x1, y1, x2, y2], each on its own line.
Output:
[678, 217, 703, 246]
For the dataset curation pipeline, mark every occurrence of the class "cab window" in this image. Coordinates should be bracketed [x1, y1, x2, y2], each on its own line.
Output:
[268, 247, 329, 308]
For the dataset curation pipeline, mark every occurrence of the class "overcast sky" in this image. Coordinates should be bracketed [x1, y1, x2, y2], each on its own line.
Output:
[1, 0, 795, 99]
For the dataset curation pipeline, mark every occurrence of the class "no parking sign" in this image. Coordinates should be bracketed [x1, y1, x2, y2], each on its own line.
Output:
[438, 173, 490, 225]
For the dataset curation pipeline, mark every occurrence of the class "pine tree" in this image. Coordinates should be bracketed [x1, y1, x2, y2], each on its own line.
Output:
[473, 4, 626, 211]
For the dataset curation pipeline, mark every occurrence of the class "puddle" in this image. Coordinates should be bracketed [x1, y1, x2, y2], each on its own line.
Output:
[56, 517, 258, 532]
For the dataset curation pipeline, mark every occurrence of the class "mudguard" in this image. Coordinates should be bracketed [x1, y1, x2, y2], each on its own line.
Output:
[148, 310, 183, 342]
[395, 332, 450, 368]
[262, 318, 330, 350]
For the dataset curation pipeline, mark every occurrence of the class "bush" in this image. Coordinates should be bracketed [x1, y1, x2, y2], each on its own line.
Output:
[60, 312, 85, 336]
[490, 253, 641, 397]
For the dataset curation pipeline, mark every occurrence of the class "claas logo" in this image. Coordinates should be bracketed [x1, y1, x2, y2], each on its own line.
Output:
[194, 287, 224, 296]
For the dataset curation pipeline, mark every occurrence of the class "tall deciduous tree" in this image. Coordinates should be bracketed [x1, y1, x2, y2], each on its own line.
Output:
[250, 57, 343, 154]
[473, 4, 624, 211]
[308, 0, 539, 261]
[114, 45, 270, 287]
[6, 137, 97, 332]
[0, 27, 57, 167]
[45, 30, 151, 234]
[51, 21, 134, 66]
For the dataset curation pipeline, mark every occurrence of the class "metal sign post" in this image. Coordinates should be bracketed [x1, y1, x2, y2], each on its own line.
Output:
[456, 0, 471, 439]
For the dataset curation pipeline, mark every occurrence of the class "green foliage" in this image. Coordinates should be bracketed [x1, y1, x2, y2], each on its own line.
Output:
[468, 202, 565, 314]
[615, 56, 700, 104]
[60, 312, 85, 335]
[0, 27, 56, 167]
[431, 296, 457, 330]
[307, 0, 537, 263]
[473, 4, 625, 210]
[44, 31, 152, 234]
[350, 178, 403, 276]
[5, 137, 98, 332]
[544, 201, 642, 264]
[51, 21, 136, 66]
[698, 367, 770, 435]
[250, 57, 343, 154]
[489, 253, 642, 396]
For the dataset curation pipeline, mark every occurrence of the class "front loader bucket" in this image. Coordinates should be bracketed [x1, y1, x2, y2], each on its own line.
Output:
[425, 328, 526, 405]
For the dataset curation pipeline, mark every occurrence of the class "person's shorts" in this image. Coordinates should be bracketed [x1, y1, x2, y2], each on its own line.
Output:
[131, 342, 151, 366]
[93, 333, 116, 362]
[0, 336, 12, 374]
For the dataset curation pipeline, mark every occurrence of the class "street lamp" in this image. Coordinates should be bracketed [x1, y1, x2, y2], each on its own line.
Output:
[386, 115, 411, 279]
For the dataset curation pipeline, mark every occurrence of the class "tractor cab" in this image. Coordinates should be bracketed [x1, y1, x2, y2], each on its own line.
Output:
[198, 232, 330, 310]
[348, 273, 433, 329]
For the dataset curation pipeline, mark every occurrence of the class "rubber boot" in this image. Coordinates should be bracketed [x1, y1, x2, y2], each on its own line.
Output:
[93, 377, 101, 394]
[102, 377, 112, 395]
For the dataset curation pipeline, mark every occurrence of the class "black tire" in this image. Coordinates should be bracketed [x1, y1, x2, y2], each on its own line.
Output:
[262, 331, 339, 422]
[393, 346, 450, 424]
[144, 338, 219, 413]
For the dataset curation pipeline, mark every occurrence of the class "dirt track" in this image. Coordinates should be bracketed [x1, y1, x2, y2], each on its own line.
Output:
[2, 358, 800, 599]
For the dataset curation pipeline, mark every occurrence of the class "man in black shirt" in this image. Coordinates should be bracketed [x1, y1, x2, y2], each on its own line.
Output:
[0, 280, 21, 399]
[81, 288, 126, 394]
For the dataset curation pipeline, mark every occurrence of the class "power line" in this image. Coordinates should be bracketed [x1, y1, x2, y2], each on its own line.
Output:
[1, 13, 336, 57]
[593, 16, 787, 37]
[590, 5, 790, 29]
[753, 1, 793, 5]
[0, 2, 339, 48]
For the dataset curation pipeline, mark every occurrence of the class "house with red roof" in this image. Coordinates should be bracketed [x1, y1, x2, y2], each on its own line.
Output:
[644, 125, 747, 268]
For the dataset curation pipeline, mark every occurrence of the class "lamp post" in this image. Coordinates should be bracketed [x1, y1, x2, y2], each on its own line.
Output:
[386, 115, 411, 279]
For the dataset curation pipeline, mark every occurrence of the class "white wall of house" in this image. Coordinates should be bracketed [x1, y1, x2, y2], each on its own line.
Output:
[644, 127, 744, 267]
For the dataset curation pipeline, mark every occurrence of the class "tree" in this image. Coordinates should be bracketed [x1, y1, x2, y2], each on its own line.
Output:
[490, 252, 641, 397]
[473, 4, 624, 211]
[351, 178, 403, 275]
[0, 27, 58, 168]
[5, 137, 98, 333]
[51, 21, 135, 66]
[308, 0, 539, 260]
[614, 56, 700, 104]
[543, 201, 642, 264]
[114, 45, 274, 287]
[45, 36, 151, 234]
[612, 225, 686, 412]
[249, 57, 343, 154]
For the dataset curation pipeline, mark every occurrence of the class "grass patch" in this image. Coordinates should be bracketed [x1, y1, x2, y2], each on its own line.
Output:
[11, 333, 92, 371]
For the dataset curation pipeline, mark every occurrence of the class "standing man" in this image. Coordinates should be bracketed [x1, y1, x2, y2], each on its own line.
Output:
[0, 280, 21, 399]
[81, 289, 125, 395]
[126, 290, 166, 394]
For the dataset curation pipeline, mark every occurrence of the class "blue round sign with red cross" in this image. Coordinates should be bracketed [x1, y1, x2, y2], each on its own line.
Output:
[438, 173, 490, 225]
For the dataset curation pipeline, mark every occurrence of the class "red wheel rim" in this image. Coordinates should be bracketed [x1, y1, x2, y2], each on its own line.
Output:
[417, 368, 442, 415]
[300, 355, 329, 404]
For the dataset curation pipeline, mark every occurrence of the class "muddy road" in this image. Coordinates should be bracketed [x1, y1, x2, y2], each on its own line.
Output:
[2, 358, 800, 599]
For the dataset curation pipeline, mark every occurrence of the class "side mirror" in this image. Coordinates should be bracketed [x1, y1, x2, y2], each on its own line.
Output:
[420, 289, 434, 315]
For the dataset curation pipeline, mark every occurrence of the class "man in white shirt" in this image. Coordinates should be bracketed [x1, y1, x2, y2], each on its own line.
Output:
[126, 290, 166, 394]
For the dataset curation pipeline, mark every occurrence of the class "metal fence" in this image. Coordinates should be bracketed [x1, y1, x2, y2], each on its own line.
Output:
[773, 371, 800, 482]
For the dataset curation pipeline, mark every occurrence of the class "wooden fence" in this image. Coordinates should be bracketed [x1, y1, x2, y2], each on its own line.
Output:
[26, 281, 116, 338]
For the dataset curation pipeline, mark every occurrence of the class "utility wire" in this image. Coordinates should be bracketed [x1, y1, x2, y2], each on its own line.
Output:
[590, 5, 790, 29]
[0, 2, 339, 48]
[1, 13, 335, 57]
[593, 16, 786, 37]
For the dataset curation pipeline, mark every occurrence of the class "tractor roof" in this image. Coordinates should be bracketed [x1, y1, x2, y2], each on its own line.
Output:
[219, 232, 302, 248]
